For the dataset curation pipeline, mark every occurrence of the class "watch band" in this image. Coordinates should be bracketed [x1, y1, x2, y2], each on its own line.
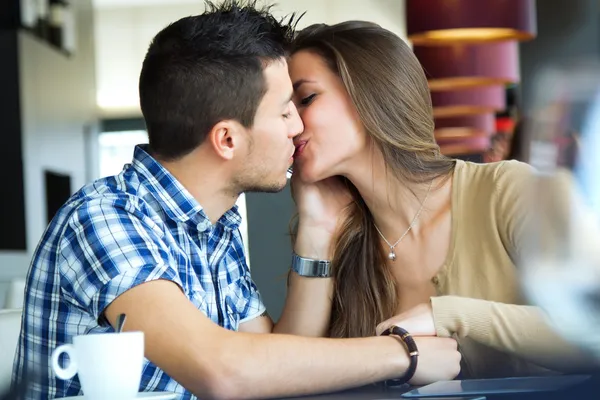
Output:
[291, 252, 332, 277]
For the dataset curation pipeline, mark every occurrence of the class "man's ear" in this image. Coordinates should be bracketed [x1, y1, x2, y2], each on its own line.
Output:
[207, 120, 244, 161]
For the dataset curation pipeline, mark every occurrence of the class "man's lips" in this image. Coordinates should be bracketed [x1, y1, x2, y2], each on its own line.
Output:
[294, 140, 308, 157]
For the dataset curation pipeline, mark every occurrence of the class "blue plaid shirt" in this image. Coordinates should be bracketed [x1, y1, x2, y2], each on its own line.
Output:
[13, 145, 265, 399]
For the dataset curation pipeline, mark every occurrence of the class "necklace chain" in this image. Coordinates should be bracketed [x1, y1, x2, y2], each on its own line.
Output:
[373, 181, 434, 261]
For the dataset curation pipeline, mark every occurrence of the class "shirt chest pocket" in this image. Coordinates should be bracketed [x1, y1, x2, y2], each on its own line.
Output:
[184, 278, 249, 330]
[184, 282, 214, 321]
[223, 276, 254, 330]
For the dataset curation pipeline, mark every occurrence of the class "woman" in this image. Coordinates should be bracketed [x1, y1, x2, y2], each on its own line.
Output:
[278, 21, 595, 379]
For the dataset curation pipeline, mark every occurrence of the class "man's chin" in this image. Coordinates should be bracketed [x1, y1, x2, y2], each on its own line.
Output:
[243, 177, 288, 194]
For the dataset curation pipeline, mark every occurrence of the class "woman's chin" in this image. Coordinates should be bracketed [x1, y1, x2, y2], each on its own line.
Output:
[296, 165, 333, 184]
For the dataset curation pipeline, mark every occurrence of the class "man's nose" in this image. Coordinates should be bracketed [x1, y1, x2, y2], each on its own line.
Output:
[288, 102, 304, 138]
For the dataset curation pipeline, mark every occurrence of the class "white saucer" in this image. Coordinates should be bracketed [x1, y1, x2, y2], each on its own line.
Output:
[57, 392, 177, 399]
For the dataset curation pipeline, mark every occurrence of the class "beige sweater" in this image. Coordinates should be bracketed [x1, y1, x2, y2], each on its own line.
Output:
[430, 159, 592, 378]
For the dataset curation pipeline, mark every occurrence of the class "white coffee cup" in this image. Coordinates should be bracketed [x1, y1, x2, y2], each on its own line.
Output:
[51, 331, 144, 400]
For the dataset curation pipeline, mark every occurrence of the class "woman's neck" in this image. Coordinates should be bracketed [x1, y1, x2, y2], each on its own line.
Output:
[342, 148, 449, 242]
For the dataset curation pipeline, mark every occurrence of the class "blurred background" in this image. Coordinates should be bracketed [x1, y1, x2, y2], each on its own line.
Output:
[0, 0, 598, 325]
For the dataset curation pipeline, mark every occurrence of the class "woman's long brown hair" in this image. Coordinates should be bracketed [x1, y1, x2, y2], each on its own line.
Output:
[291, 21, 455, 338]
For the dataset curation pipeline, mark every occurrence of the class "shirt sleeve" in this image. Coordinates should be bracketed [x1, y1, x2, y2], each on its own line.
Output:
[58, 196, 184, 322]
[238, 274, 267, 324]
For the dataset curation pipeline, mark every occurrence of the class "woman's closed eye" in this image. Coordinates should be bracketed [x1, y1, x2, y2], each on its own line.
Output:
[300, 93, 317, 106]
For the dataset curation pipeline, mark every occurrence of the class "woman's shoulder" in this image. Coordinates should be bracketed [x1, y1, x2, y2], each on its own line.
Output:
[456, 159, 534, 190]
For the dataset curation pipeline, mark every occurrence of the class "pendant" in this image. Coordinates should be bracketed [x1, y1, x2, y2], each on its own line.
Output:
[388, 250, 396, 261]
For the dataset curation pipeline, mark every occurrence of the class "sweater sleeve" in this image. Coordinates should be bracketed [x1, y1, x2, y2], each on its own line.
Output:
[431, 295, 595, 372]
[493, 160, 534, 262]
[432, 161, 597, 372]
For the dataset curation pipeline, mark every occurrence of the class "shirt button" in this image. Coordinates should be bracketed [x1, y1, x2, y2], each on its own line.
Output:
[198, 221, 211, 232]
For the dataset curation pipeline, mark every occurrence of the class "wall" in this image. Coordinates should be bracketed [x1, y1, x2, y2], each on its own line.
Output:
[0, 0, 98, 307]
[94, 0, 407, 118]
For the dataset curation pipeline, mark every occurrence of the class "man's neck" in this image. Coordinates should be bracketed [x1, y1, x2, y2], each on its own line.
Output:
[157, 148, 238, 225]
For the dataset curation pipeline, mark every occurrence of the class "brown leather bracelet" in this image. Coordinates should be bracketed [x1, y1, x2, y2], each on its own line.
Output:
[380, 325, 419, 388]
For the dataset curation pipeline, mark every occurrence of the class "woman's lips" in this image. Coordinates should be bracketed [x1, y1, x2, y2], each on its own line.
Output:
[294, 140, 308, 158]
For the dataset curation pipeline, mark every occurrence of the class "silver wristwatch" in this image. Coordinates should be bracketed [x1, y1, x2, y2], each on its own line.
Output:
[291, 252, 332, 277]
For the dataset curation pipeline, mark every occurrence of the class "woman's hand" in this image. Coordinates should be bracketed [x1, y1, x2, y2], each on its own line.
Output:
[291, 174, 353, 259]
[291, 174, 353, 233]
[376, 303, 437, 337]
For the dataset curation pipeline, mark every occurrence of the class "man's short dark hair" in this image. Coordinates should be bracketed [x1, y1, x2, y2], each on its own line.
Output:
[139, 0, 300, 160]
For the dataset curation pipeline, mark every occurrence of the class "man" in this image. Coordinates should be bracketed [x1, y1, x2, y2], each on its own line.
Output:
[13, 1, 460, 398]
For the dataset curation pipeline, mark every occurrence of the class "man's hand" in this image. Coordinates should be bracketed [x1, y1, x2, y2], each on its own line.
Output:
[376, 303, 437, 337]
[376, 303, 461, 384]
[410, 337, 461, 385]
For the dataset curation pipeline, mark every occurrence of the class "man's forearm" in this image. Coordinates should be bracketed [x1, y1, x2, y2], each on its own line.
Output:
[104, 276, 411, 400]
[207, 332, 407, 399]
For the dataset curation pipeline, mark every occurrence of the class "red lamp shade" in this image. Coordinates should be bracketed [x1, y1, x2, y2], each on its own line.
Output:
[431, 86, 506, 118]
[439, 136, 491, 156]
[406, 0, 536, 45]
[435, 113, 496, 139]
[414, 42, 519, 91]
[435, 113, 495, 156]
